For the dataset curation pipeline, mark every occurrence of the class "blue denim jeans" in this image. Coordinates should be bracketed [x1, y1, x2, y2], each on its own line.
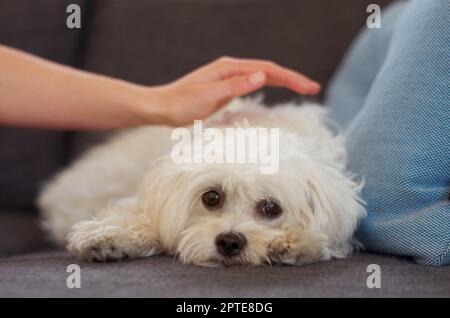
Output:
[326, 0, 450, 265]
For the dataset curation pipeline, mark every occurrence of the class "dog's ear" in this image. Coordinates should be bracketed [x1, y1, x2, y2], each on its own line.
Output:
[305, 165, 365, 251]
[137, 156, 191, 253]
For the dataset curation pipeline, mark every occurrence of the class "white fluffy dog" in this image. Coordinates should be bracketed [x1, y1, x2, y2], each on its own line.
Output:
[38, 98, 365, 266]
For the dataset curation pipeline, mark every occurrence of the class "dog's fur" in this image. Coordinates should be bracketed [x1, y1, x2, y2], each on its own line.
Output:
[38, 98, 365, 266]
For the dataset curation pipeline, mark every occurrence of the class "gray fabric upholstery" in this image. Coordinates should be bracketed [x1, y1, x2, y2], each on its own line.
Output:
[72, 0, 392, 155]
[81, 0, 392, 103]
[0, 211, 50, 257]
[1, 252, 449, 297]
[0, 0, 86, 64]
[0, 128, 65, 210]
[0, 0, 86, 209]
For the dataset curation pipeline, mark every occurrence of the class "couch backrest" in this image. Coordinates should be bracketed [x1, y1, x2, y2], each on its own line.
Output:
[81, 0, 393, 102]
[0, 0, 86, 210]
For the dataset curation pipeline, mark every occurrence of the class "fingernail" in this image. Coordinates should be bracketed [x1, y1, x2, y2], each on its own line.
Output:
[249, 72, 266, 85]
[310, 81, 321, 90]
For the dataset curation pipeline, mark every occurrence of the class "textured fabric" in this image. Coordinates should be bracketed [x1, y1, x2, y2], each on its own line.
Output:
[80, 0, 392, 103]
[0, 0, 87, 209]
[326, 1, 450, 266]
[1, 251, 449, 297]
[0, 210, 50, 257]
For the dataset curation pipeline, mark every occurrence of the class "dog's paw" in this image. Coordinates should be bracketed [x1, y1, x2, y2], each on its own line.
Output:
[68, 234, 130, 262]
[267, 228, 328, 265]
[267, 229, 299, 264]
[81, 241, 130, 262]
[67, 220, 133, 262]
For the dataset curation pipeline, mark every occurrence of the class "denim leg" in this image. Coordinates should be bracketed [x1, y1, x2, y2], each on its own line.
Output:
[326, 1, 408, 128]
[335, 0, 450, 265]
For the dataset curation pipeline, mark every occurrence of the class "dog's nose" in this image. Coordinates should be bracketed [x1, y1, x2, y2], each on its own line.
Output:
[215, 232, 247, 257]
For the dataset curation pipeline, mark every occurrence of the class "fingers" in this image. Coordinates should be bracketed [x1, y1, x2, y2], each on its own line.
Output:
[207, 71, 267, 103]
[214, 57, 321, 95]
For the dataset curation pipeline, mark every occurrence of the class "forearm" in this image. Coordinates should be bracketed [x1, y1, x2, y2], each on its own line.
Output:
[0, 45, 163, 130]
[0, 46, 320, 129]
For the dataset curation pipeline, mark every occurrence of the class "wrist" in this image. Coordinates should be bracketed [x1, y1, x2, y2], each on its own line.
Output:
[126, 84, 170, 126]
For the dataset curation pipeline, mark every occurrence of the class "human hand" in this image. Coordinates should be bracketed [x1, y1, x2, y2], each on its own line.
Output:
[144, 57, 321, 126]
[0, 46, 321, 130]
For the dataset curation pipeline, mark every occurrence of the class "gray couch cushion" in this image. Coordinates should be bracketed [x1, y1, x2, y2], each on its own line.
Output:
[1, 252, 449, 297]
[81, 0, 393, 103]
[0, 129, 66, 210]
[0, 0, 86, 209]
[0, 0, 86, 64]
[0, 210, 50, 257]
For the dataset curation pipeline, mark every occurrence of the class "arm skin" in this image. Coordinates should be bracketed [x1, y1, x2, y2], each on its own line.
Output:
[0, 45, 321, 129]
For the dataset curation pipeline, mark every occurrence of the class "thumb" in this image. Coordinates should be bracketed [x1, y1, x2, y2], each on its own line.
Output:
[208, 71, 266, 101]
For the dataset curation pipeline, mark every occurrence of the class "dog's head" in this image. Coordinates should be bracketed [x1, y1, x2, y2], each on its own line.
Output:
[138, 128, 364, 266]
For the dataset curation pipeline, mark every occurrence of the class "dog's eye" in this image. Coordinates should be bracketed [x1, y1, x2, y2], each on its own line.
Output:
[202, 189, 223, 209]
[256, 199, 282, 219]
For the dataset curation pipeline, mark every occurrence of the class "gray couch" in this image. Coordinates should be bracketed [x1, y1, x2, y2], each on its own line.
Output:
[1, 0, 449, 298]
